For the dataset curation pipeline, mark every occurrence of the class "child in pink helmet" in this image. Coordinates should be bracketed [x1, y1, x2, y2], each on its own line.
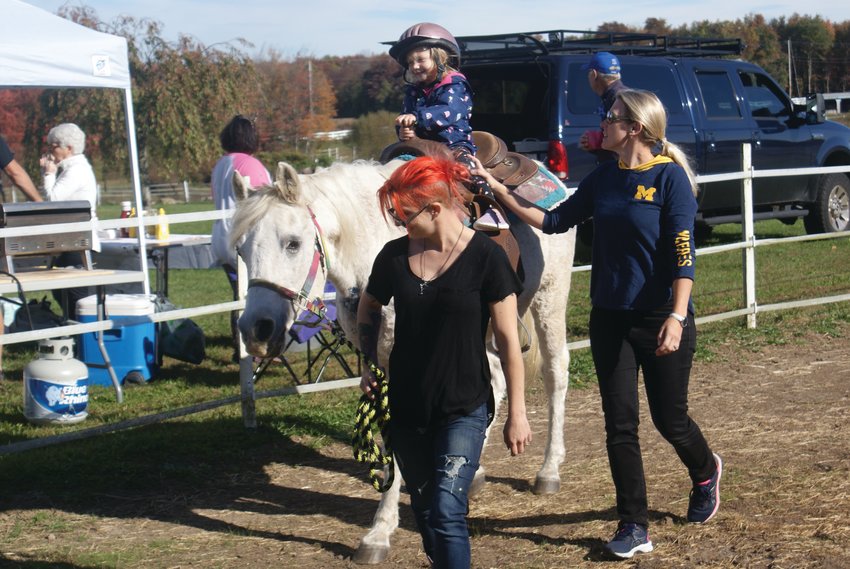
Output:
[389, 22, 508, 230]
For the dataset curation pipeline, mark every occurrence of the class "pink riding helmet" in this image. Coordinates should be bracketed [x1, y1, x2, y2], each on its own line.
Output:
[389, 22, 461, 68]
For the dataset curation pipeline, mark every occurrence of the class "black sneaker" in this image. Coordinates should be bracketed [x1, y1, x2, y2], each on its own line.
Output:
[605, 523, 653, 559]
[687, 452, 722, 523]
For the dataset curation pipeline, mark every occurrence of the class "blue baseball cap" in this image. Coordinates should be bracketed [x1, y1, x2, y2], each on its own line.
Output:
[582, 52, 621, 74]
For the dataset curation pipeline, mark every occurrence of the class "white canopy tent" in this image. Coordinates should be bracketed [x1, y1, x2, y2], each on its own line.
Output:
[0, 0, 150, 294]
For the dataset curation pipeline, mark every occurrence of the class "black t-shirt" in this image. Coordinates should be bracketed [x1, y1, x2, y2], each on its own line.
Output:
[366, 231, 522, 430]
[0, 137, 15, 170]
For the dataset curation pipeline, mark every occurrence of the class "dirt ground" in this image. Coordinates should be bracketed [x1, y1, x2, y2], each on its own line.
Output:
[2, 330, 849, 568]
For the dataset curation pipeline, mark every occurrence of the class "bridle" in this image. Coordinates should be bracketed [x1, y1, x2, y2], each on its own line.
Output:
[240, 206, 332, 361]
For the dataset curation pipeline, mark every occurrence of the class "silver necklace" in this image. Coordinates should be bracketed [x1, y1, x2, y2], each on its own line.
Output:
[418, 225, 464, 295]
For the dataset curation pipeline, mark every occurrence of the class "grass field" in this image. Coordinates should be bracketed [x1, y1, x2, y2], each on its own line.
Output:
[0, 213, 848, 464]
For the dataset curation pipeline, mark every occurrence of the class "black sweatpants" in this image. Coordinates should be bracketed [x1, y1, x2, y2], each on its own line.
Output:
[589, 304, 715, 528]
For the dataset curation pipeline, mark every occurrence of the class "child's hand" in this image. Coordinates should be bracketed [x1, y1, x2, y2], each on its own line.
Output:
[398, 126, 416, 141]
[395, 113, 417, 128]
[469, 156, 507, 196]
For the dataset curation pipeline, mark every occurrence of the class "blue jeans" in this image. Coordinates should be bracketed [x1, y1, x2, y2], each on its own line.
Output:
[391, 403, 488, 569]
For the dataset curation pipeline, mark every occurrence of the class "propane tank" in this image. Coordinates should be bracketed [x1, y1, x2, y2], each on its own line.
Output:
[23, 338, 89, 425]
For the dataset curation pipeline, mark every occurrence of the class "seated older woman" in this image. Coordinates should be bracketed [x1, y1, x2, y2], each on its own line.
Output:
[39, 123, 100, 319]
[40, 123, 97, 207]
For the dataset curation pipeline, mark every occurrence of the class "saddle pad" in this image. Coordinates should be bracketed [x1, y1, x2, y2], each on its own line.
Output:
[510, 162, 572, 211]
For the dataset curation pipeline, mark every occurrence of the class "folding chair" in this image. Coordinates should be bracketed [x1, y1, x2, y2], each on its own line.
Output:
[279, 283, 359, 383]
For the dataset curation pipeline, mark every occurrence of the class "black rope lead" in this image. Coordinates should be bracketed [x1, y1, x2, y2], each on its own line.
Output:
[351, 358, 393, 492]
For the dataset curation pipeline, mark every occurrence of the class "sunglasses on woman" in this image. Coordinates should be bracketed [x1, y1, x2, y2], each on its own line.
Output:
[605, 109, 633, 123]
[387, 203, 431, 227]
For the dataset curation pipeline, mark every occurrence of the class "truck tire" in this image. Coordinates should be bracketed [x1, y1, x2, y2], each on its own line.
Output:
[803, 173, 850, 234]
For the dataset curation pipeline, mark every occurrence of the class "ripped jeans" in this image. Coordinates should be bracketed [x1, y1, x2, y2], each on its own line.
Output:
[391, 403, 487, 569]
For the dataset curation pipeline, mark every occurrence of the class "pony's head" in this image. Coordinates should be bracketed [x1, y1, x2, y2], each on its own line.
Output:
[231, 162, 329, 357]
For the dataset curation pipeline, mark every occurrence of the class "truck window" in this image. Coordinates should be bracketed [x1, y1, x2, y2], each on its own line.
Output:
[467, 63, 550, 141]
[695, 71, 742, 119]
[738, 71, 791, 118]
[567, 63, 684, 115]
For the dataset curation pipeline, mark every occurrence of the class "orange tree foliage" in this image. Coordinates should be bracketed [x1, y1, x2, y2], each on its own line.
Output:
[253, 54, 337, 153]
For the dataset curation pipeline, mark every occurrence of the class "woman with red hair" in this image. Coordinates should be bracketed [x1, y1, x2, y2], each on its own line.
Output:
[357, 156, 532, 568]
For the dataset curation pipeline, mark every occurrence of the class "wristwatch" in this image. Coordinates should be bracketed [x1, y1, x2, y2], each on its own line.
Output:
[669, 312, 688, 328]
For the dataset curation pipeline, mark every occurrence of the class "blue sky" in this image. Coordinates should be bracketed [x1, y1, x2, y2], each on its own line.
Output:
[26, 0, 850, 58]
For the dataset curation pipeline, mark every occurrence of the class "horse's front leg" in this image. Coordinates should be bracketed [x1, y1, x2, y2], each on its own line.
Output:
[353, 461, 402, 564]
[530, 300, 570, 495]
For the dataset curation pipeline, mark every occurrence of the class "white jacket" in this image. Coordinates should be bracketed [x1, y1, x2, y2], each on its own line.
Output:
[43, 153, 100, 251]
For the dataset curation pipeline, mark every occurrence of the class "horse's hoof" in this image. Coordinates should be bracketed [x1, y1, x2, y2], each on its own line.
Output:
[352, 544, 390, 565]
[532, 477, 560, 495]
[468, 472, 486, 498]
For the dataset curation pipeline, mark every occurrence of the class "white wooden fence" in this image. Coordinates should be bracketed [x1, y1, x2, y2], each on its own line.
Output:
[2, 145, 850, 453]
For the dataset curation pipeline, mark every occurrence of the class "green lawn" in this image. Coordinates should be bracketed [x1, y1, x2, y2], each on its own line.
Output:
[0, 215, 848, 453]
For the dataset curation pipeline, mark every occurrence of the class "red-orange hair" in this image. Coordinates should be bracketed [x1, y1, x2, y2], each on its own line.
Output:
[377, 156, 469, 223]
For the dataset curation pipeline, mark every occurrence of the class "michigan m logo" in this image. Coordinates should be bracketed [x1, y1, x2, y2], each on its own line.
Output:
[634, 185, 657, 201]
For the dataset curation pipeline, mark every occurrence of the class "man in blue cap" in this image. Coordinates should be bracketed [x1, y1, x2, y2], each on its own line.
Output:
[579, 51, 629, 154]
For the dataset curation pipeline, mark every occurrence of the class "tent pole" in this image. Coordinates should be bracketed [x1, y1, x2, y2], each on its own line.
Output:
[123, 87, 151, 297]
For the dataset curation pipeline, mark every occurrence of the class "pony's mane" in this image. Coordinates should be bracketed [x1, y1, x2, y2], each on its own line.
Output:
[229, 184, 295, 247]
[230, 160, 396, 250]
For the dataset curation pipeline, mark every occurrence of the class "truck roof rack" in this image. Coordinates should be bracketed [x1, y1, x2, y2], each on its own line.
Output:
[455, 30, 744, 60]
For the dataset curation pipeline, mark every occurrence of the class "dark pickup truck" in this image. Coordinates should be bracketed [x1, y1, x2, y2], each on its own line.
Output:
[457, 30, 850, 236]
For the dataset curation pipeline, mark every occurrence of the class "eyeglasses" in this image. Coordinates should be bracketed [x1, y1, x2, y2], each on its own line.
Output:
[387, 203, 431, 227]
[605, 109, 633, 123]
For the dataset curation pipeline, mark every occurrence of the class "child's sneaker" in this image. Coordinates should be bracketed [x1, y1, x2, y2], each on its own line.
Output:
[605, 523, 653, 559]
[473, 207, 510, 230]
[687, 452, 722, 523]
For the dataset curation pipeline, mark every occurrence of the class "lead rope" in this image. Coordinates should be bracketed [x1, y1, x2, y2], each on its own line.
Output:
[323, 317, 393, 492]
[350, 347, 394, 493]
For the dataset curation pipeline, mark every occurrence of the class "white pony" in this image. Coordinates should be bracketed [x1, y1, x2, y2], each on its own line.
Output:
[232, 159, 575, 564]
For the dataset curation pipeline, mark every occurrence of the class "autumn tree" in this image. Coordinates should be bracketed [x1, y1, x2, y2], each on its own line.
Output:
[115, 17, 260, 181]
[26, 5, 260, 183]
[737, 14, 785, 84]
[254, 54, 337, 154]
[830, 22, 850, 91]
[773, 14, 835, 95]
[319, 55, 403, 117]
[643, 18, 671, 36]
[350, 111, 399, 161]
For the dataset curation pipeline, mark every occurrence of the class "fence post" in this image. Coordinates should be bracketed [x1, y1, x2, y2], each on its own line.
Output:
[183, 180, 190, 203]
[741, 143, 757, 329]
[237, 254, 257, 429]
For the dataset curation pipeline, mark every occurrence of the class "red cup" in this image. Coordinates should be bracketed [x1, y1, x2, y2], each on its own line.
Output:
[585, 130, 603, 150]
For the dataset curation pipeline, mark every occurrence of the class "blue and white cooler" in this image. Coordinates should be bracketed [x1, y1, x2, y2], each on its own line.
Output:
[76, 294, 156, 386]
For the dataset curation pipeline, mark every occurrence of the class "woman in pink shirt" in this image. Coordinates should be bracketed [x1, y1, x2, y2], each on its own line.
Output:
[210, 115, 271, 362]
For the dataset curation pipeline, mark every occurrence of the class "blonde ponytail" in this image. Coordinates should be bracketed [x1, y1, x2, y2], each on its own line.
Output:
[660, 139, 699, 197]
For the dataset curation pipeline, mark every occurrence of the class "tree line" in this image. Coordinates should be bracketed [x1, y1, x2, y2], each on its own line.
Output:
[1, 7, 848, 189]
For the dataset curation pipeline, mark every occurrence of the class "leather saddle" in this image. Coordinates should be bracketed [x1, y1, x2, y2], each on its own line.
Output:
[380, 132, 538, 188]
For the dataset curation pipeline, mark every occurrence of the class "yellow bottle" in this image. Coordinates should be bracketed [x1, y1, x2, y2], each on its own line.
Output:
[127, 207, 137, 238]
[156, 208, 170, 241]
